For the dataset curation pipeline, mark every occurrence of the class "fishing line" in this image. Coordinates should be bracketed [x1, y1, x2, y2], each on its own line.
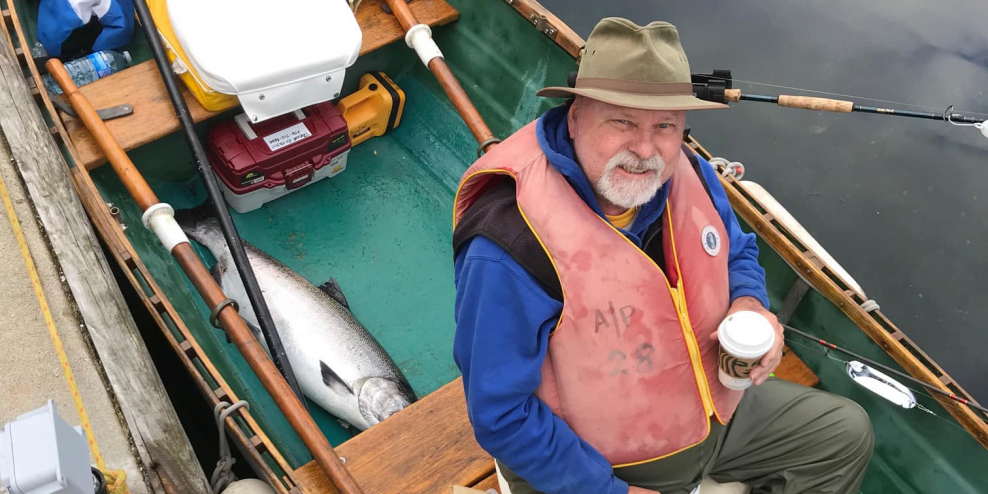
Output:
[731, 77, 988, 117]
[783, 338, 980, 435]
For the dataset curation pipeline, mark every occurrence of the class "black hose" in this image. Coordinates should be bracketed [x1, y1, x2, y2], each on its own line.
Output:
[91, 467, 106, 494]
[130, 0, 307, 408]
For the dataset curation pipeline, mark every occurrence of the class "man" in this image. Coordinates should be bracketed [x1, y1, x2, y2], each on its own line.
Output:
[451, 17, 873, 494]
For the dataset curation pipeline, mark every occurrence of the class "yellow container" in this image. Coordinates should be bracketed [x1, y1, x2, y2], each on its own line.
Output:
[336, 71, 406, 146]
[145, 0, 239, 112]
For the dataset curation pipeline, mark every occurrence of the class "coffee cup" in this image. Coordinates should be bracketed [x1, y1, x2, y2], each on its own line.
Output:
[717, 310, 776, 390]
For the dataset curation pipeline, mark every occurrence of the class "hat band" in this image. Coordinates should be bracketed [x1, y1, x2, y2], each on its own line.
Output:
[575, 77, 694, 96]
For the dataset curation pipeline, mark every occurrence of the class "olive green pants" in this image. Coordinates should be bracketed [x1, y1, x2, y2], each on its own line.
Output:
[497, 377, 874, 494]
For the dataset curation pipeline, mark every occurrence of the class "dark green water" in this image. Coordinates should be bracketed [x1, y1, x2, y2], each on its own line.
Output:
[541, 0, 988, 403]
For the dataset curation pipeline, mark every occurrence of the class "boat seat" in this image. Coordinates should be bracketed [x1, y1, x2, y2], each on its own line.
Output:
[167, 0, 361, 123]
[493, 456, 751, 494]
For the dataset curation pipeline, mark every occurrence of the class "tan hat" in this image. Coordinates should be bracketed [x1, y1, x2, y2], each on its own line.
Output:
[537, 17, 728, 111]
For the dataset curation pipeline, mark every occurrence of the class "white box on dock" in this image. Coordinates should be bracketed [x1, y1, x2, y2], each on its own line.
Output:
[0, 400, 92, 494]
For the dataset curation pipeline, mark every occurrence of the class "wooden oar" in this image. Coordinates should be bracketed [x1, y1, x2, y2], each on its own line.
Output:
[45, 59, 366, 494]
[383, 0, 501, 156]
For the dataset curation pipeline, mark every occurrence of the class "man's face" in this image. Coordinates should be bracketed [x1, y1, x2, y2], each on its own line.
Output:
[567, 96, 685, 212]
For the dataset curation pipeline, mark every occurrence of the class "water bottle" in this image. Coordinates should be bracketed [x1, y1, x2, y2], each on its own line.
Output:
[41, 50, 132, 95]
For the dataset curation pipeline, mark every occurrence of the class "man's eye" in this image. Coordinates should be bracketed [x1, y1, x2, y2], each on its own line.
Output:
[658, 123, 672, 129]
[613, 119, 631, 126]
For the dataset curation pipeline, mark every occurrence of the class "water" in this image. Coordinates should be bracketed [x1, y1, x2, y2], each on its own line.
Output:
[40, 50, 132, 95]
[540, 0, 988, 403]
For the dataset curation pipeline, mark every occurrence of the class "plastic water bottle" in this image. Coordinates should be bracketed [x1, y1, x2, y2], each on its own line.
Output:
[41, 50, 132, 95]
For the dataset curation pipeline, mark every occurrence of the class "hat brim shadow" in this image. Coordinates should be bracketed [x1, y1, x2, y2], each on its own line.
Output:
[536, 86, 729, 111]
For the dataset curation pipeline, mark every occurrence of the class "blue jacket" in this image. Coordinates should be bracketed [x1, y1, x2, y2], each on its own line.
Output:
[452, 104, 769, 494]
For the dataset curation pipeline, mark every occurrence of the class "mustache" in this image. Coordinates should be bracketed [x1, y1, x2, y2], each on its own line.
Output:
[605, 150, 666, 174]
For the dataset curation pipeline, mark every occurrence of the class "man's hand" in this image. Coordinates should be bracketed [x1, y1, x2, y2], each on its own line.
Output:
[709, 296, 784, 386]
[628, 487, 662, 494]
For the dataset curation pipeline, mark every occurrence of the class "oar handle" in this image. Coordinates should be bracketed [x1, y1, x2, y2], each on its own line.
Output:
[384, 0, 498, 155]
[777, 95, 854, 113]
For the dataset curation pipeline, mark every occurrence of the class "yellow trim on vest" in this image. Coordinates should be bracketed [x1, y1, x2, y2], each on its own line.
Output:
[663, 206, 717, 420]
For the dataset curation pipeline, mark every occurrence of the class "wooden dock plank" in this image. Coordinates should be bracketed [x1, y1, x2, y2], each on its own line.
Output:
[61, 0, 459, 171]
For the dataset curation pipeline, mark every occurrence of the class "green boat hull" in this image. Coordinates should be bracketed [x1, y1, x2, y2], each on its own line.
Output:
[13, 0, 986, 491]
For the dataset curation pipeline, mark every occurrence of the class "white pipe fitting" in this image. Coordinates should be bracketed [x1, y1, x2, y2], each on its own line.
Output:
[142, 203, 190, 253]
[405, 24, 444, 68]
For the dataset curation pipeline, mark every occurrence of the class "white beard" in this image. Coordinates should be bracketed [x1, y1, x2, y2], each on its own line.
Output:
[595, 150, 666, 210]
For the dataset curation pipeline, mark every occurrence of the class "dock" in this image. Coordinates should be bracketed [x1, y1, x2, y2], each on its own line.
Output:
[0, 134, 147, 492]
[0, 8, 211, 492]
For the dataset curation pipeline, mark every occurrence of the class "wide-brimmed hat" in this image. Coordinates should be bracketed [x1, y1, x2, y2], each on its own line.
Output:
[537, 17, 727, 111]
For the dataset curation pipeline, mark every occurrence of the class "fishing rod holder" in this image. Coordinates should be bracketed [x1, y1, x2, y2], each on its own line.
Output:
[692, 69, 733, 104]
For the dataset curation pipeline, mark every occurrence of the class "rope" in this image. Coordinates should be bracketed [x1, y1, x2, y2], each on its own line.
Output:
[708, 157, 745, 180]
[0, 162, 108, 471]
[860, 299, 880, 312]
[211, 400, 250, 494]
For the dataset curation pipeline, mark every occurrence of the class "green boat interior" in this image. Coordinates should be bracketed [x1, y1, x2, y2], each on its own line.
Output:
[3, 0, 986, 492]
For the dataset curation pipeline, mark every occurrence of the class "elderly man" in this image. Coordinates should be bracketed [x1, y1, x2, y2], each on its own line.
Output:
[451, 17, 873, 494]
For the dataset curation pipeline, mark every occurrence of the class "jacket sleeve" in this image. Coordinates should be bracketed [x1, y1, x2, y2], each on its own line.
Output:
[696, 156, 771, 310]
[453, 236, 629, 494]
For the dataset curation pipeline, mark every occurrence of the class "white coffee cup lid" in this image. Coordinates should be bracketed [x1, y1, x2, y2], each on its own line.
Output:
[719, 310, 776, 358]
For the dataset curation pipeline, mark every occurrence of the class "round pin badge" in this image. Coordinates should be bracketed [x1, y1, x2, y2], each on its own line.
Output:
[701, 225, 721, 256]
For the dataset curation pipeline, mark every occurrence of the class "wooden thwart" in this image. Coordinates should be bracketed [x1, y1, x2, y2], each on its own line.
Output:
[60, 0, 459, 170]
[295, 352, 818, 494]
[295, 379, 493, 494]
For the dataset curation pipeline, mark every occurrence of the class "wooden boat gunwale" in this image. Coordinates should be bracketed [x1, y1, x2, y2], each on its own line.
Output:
[3, 0, 986, 492]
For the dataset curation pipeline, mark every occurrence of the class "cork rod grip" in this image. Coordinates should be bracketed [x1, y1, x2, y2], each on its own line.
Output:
[778, 95, 854, 113]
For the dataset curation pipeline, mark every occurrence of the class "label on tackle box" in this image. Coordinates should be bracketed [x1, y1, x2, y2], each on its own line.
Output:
[264, 122, 313, 152]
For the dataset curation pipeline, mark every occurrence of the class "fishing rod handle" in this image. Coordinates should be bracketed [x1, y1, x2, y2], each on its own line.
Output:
[777, 95, 853, 113]
[45, 59, 159, 210]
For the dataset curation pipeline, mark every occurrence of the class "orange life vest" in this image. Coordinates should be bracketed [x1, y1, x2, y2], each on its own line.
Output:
[453, 121, 744, 467]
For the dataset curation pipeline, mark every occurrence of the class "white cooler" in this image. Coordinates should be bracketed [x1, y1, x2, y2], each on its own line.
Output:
[167, 0, 363, 122]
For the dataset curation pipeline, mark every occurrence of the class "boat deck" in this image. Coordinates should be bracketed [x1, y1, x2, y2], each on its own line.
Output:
[0, 133, 147, 492]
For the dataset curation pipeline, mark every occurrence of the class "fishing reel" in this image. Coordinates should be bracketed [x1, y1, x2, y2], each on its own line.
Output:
[691, 69, 733, 104]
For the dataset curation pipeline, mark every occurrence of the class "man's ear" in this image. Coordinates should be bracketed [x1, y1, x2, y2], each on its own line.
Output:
[567, 96, 581, 140]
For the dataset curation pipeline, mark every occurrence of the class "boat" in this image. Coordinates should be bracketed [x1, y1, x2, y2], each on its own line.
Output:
[1, 0, 985, 492]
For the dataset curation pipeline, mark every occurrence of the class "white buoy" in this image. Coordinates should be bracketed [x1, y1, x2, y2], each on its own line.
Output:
[221, 479, 277, 494]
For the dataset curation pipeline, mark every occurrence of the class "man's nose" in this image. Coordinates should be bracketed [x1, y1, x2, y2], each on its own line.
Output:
[627, 135, 657, 162]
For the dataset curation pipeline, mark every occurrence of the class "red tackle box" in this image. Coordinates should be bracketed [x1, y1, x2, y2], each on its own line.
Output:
[207, 101, 351, 213]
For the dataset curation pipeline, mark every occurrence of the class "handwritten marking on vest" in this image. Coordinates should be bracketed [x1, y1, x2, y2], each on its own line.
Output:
[607, 343, 655, 377]
[594, 302, 637, 337]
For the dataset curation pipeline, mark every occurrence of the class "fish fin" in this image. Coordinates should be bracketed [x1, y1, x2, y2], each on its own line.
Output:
[209, 262, 223, 285]
[318, 277, 350, 310]
[173, 201, 217, 234]
[320, 361, 353, 395]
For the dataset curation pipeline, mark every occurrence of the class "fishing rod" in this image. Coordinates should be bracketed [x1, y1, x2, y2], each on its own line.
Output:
[691, 70, 988, 137]
[782, 324, 988, 416]
[129, 0, 306, 408]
